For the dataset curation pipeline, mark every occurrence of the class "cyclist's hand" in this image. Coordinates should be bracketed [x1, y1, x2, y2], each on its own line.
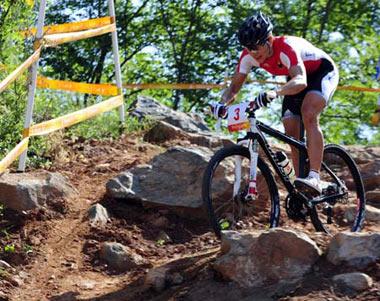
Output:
[209, 102, 227, 119]
[254, 90, 277, 108]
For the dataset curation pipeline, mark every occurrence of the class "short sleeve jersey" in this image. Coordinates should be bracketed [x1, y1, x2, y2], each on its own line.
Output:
[237, 36, 333, 76]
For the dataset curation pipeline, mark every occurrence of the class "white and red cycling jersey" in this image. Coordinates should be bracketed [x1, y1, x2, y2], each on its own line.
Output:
[237, 36, 334, 76]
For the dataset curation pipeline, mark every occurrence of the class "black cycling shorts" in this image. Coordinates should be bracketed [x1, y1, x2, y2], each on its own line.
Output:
[281, 58, 338, 119]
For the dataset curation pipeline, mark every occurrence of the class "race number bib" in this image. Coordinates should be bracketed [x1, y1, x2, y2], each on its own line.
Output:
[227, 102, 250, 132]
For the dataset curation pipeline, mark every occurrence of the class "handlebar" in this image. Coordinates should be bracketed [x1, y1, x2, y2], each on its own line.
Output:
[209, 100, 259, 119]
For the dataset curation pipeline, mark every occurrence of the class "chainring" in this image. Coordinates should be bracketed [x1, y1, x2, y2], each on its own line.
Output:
[285, 193, 308, 221]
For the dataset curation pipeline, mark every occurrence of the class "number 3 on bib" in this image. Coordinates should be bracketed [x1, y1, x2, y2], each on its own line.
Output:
[227, 102, 250, 132]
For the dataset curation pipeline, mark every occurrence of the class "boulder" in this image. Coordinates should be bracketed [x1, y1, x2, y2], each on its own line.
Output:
[360, 161, 380, 191]
[144, 120, 233, 148]
[326, 232, 380, 267]
[213, 229, 322, 288]
[0, 171, 77, 212]
[130, 96, 210, 133]
[106, 146, 216, 210]
[345, 205, 380, 223]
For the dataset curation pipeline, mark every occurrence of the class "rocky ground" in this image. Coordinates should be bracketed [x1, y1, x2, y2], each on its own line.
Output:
[0, 132, 378, 301]
[0, 97, 379, 300]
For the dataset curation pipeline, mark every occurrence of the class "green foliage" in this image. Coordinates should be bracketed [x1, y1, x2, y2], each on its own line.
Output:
[0, 1, 34, 161]
[155, 239, 165, 247]
[3, 244, 15, 253]
[34, 1, 380, 145]
[22, 244, 33, 254]
[25, 91, 153, 167]
[0, 0, 379, 173]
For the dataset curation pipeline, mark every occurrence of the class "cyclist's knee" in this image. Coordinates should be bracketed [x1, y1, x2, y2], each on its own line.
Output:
[301, 93, 325, 127]
[302, 110, 319, 128]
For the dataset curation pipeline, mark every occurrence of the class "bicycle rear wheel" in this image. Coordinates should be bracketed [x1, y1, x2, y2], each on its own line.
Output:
[202, 144, 280, 238]
[311, 144, 365, 234]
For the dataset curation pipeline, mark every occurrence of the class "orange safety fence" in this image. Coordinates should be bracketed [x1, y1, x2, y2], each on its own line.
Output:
[22, 95, 123, 137]
[336, 86, 380, 93]
[0, 47, 42, 93]
[43, 23, 116, 47]
[123, 83, 225, 90]
[22, 17, 113, 36]
[0, 94, 123, 172]
[0, 16, 121, 173]
[37, 76, 119, 96]
[123, 81, 380, 93]
[0, 138, 29, 174]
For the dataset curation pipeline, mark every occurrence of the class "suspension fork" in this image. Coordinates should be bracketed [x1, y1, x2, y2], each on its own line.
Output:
[246, 138, 259, 200]
[233, 155, 242, 197]
[233, 138, 259, 200]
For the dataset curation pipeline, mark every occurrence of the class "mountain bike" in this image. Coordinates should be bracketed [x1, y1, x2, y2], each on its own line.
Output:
[202, 100, 366, 238]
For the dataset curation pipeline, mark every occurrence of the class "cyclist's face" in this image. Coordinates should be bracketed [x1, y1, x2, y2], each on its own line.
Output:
[247, 42, 271, 63]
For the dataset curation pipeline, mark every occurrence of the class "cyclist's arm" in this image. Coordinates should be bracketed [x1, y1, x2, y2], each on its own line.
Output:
[276, 64, 307, 96]
[221, 72, 247, 105]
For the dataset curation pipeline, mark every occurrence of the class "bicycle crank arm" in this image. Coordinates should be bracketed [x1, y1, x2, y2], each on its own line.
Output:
[309, 193, 347, 205]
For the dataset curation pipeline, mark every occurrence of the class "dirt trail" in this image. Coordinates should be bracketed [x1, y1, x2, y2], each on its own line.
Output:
[7, 136, 165, 300]
[1, 134, 379, 301]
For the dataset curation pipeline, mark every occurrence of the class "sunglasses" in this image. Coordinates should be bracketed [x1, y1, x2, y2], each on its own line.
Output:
[246, 40, 268, 52]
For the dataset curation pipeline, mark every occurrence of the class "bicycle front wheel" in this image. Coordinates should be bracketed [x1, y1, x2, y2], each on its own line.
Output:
[202, 144, 280, 238]
[311, 144, 365, 234]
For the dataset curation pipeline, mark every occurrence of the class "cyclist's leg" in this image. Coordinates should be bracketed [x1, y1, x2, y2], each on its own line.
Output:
[301, 92, 326, 173]
[283, 115, 301, 176]
[295, 59, 339, 194]
[301, 59, 339, 174]
[282, 95, 304, 176]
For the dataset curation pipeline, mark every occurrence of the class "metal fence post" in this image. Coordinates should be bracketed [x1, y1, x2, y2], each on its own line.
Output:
[108, 0, 125, 123]
[18, 0, 47, 171]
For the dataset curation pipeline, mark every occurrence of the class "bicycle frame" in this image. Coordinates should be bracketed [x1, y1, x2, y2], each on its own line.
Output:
[234, 113, 346, 206]
[236, 115, 307, 195]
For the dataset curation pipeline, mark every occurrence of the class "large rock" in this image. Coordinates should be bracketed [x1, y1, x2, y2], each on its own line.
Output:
[213, 229, 322, 288]
[106, 146, 217, 210]
[345, 205, 380, 223]
[327, 232, 380, 267]
[130, 96, 210, 133]
[0, 171, 77, 212]
[360, 161, 380, 191]
[144, 120, 233, 148]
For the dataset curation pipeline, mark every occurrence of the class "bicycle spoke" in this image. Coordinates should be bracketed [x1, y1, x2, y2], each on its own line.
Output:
[202, 145, 279, 237]
[312, 145, 365, 234]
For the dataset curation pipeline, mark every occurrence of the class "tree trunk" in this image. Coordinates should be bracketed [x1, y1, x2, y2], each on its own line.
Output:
[318, 0, 334, 43]
[302, 0, 314, 38]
